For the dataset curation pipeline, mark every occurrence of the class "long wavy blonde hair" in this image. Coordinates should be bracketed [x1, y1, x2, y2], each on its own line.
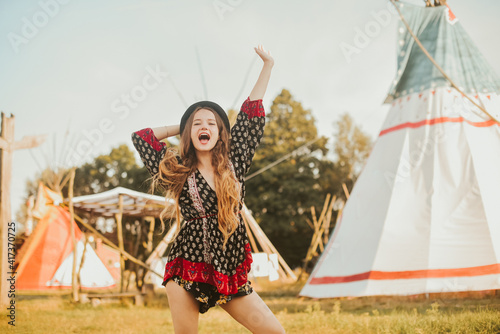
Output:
[154, 107, 241, 248]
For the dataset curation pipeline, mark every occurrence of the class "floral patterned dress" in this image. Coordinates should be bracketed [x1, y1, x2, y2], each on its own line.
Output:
[131, 98, 265, 313]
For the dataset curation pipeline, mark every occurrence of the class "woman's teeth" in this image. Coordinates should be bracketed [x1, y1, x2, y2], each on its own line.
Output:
[199, 133, 210, 144]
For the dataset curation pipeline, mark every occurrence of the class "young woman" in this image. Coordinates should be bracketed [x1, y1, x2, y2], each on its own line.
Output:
[132, 46, 285, 333]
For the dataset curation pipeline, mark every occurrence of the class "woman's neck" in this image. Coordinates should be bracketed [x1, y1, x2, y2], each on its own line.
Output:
[196, 151, 213, 170]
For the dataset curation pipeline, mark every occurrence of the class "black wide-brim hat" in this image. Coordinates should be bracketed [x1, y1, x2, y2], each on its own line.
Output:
[180, 101, 230, 135]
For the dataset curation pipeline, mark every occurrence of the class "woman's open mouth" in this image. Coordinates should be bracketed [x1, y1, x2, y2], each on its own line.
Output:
[198, 132, 211, 144]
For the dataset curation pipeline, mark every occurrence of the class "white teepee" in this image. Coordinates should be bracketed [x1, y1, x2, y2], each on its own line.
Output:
[47, 240, 116, 289]
[300, 2, 500, 298]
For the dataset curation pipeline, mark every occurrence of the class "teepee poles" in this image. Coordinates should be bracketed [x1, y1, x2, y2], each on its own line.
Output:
[242, 215, 260, 253]
[299, 194, 336, 280]
[241, 205, 297, 281]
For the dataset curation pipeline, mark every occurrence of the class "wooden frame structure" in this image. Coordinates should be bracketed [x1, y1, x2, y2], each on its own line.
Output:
[69, 187, 176, 294]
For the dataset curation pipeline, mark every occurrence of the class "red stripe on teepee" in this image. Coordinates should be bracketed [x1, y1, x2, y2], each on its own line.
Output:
[309, 263, 500, 285]
[379, 117, 498, 137]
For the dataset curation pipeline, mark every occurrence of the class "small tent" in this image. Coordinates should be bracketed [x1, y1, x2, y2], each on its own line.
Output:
[15, 186, 116, 290]
[301, 2, 500, 298]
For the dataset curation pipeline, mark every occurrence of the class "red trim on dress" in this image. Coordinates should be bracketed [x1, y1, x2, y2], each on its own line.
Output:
[241, 97, 265, 118]
[164, 243, 253, 295]
[134, 128, 166, 151]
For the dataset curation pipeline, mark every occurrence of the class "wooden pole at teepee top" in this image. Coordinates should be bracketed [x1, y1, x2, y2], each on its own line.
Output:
[68, 168, 79, 302]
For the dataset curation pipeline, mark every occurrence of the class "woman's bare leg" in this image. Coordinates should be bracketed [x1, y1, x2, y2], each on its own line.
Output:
[220, 291, 285, 334]
[165, 281, 200, 334]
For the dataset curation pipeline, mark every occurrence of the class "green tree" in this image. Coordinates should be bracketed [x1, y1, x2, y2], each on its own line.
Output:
[72, 144, 152, 196]
[244, 89, 333, 267]
[332, 113, 373, 183]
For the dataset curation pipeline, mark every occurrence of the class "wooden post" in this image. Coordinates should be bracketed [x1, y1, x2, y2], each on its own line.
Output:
[145, 223, 178, 266]
[342, 183, 350, 199]
[68, 168, 79, 302]
[298, 195, 335, 280]
[116, 195, 125, 292]
[0, 113, 45, 307]
[77, 234, 88, 289]
[72, 212, 163, 279]
[146, 216, 155, 254]
[323, 196, 336, 245]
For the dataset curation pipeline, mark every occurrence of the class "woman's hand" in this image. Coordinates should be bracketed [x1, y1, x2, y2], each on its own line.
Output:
[254, 45, 274, 67]
[249, 45, 273, 101]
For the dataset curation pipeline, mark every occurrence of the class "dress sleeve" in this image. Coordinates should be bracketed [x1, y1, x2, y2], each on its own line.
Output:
[131, 128, 167, 177]
[230, 97, 266, 180]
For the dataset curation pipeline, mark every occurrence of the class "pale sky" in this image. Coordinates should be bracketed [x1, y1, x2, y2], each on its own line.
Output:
[1, 0, 499, 219]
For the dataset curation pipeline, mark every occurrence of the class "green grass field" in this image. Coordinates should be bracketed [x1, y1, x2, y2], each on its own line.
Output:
[4, 281, 500, 333]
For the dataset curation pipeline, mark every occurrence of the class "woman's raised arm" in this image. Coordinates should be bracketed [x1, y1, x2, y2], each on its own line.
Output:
[249, 45, 274, 101]
[152, 124, 180, 140]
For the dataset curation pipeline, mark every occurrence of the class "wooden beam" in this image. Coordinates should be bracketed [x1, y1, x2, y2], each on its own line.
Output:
[323, 196, 336, 245]
[145, 223, 178, 266]
[116, 195, 125, 292]
[342, 183, 350, 199]
[146, 216, 155, 253]
[13, 135, 48, 150]
[0, 113, 14, 308]
[68, 168, 79, 302]
[0, 137, 8, 149]
[316, 194, 331, 229]
[298, 195, 336, 280]
[241, 213, 260, 253]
